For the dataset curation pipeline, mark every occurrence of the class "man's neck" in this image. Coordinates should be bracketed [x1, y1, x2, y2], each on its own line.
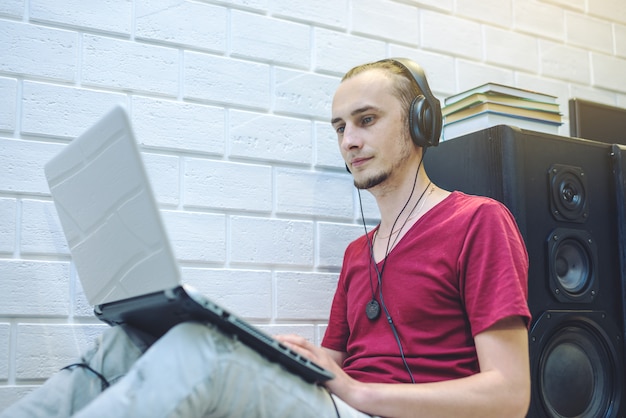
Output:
[369, 165, 432, 231]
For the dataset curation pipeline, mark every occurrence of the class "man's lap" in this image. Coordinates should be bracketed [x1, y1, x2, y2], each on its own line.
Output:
[1, 322, 371, 418]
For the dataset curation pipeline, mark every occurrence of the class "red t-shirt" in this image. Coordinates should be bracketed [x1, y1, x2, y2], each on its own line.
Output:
[322, 191, 531, 384]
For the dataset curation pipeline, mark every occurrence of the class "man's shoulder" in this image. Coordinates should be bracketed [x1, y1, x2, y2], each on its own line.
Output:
[446, 190, 506, 212]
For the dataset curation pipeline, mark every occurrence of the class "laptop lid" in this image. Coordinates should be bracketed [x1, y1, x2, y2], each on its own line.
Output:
[44, 105, 181, 306]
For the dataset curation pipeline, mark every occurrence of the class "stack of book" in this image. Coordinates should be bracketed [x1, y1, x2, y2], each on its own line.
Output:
[442, 83, 562, 140]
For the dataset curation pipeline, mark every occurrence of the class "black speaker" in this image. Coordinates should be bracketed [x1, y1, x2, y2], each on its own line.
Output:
[424, 125, 625, 418]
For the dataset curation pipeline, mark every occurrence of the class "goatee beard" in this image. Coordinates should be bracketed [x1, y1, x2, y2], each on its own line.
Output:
[354, 171, 390, 190]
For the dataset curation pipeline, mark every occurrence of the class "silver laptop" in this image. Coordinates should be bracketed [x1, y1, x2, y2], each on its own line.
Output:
[44, 105, 333, 383]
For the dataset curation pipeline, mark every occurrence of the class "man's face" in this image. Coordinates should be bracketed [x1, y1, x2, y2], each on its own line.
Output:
[331, 69, 414, 190]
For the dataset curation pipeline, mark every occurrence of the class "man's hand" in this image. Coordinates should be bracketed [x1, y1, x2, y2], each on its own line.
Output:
[274, 334, 357, 396]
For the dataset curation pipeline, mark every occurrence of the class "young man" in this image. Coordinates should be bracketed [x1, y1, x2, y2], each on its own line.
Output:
[1, 58, 531, 418]
[281, 58, 532, 417]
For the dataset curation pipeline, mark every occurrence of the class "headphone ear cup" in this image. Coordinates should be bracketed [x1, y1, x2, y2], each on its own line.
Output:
[389, 57, 442, 148]
[409, 95, 433, 147]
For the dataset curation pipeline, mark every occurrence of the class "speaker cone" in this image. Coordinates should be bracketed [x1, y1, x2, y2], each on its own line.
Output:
[531, 311, 623, 418]
[547, 228, 597, 303]
[549, 164, 588, 223]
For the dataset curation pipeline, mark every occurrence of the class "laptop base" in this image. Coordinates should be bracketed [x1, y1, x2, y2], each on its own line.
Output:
[96, 285, 333, 383]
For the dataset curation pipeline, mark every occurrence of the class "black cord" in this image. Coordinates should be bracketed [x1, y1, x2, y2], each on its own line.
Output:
[325, 386, 341, 418]
[359, 190, 379, 305]
[356, 152, 428, 384]
[379, 154, 426, 276]
[377, 289, 416, 384]
[360, 154, 426, 300]
[61, 362, 111, 391]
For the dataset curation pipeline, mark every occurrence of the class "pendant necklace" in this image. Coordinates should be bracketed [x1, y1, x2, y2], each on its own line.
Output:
[365, 181, 434, 321]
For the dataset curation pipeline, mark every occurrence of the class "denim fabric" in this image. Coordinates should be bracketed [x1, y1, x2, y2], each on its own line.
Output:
[1, 324, 145, 417]
[1, 322, 372, 418]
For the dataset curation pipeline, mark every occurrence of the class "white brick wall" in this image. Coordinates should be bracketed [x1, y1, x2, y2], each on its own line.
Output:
[1, 0, 625, 409]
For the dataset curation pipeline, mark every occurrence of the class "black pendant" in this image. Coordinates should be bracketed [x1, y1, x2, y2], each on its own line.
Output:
[366, 299, 381, 320]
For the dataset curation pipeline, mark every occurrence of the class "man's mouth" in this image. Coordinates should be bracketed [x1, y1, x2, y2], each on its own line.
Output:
[350, 157, 372, 169]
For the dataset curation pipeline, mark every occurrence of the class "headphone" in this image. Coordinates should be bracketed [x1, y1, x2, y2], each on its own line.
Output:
[384, 57, 442, 148]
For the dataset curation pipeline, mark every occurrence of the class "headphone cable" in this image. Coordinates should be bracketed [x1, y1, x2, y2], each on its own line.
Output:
[356, 152, 427, 384]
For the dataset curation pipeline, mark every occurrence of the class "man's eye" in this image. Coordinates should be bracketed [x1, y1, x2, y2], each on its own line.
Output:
[362, 116, 373, 125]
[336, 126, 345, 134]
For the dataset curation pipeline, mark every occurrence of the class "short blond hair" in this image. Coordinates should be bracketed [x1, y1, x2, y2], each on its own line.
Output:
[341, 59, 423, 119]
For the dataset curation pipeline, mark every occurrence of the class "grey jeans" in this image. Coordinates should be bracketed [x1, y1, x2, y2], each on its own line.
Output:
[0, 322, 371, 418]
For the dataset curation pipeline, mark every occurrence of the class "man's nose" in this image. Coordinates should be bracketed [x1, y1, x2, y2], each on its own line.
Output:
[341, 125, 362, 150]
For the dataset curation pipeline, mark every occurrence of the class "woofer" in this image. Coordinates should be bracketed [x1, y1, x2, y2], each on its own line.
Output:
[531, 311, 622, 418]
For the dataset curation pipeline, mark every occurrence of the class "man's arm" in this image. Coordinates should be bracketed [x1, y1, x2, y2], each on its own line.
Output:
[323, 347, 347, 369]
[278, 315, 530, 418]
